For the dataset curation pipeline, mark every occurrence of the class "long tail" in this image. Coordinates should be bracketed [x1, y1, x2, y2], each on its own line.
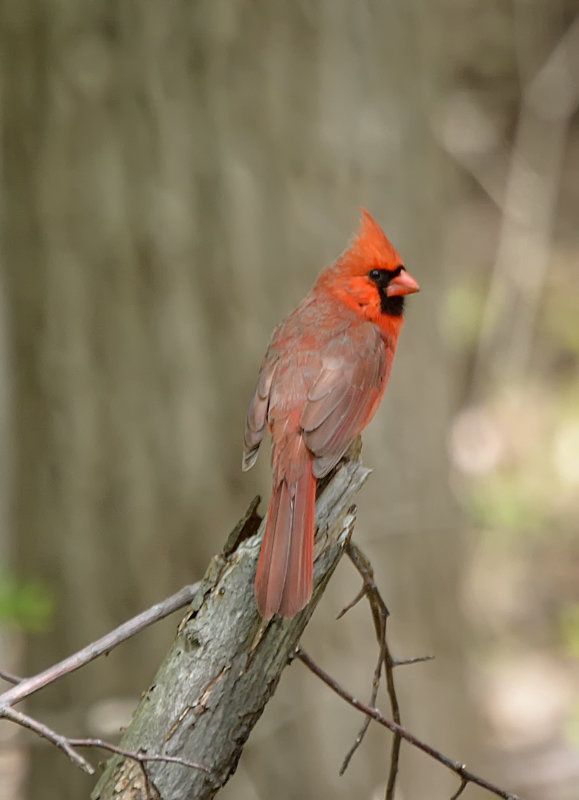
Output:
[254, 463, 317, 618]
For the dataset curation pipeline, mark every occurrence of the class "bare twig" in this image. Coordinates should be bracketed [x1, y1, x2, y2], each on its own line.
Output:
[296, 648, 523, 800]
[338, 547, 387, 775]
[0, 583, 205, 780]
[3, 706, 211, 780]
[0, 669, 22, 685]
[341, 542, 403, 799]
[338, 636, 383, 775]
[2, 706, 95, 774]
[335, 586, 365, 618]
[450, 778, 469, 800]
[69, 738, 211, 774]
[391, 655, 434, 667]
[0, 582, 200, 710]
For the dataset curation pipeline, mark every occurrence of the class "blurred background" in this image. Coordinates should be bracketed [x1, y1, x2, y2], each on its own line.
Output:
[0, 1, 578, 799]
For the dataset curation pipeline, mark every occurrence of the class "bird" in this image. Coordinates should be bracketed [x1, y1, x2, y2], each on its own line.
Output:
[242, 210, 419, 618]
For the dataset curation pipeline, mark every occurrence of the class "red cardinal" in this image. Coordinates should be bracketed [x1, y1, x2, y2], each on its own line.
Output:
[243, 210, 419, 618]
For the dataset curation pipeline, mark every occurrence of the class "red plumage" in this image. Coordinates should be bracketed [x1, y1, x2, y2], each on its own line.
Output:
[243, 210, 419, 618]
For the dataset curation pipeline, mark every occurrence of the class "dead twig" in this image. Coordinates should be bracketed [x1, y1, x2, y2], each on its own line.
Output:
[338, 544, 390, 777]
[3, 705, 211, 780]
[0, 583, 206, 780]
[341, 542, 404, 799]
[391, 655, 434, 667]
[339, 542, 435, 798]
[0, 669, 22, 685]
[450, 777, 469, 800]
[0, 582, 203, 780]
[0, 582, 200, 710]
[296, 647, 523, 800]
[3, 706, 95, 774]
[69, 737, 210, 774]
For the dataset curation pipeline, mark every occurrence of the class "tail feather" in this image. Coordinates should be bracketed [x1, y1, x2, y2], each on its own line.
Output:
[255, 466, 316, 618]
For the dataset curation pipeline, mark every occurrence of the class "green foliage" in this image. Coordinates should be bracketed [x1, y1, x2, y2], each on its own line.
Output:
[0, 571, 54, 632]
[468, 473, 548, 539]
[543, 286, 579, 355]
[443, 280, 487, 347]
[559, 603, 579, 661]
[565, 703, 579, 748]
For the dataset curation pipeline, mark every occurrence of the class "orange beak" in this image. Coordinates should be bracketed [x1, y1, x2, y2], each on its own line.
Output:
[386, 268, 420, 297]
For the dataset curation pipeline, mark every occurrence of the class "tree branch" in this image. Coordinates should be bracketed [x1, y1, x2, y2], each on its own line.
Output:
[0, 446, 522, 800]
[0, 583, 200, 709]
[2, 706, 95, 774]
[3, 708, 211, 786]
[296, 648, 523, 800]
[0, 669, 22, 685]
[92, 450, 370, 800]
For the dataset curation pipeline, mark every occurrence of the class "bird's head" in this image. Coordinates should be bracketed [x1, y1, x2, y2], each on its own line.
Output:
[319, 209, 419, 326]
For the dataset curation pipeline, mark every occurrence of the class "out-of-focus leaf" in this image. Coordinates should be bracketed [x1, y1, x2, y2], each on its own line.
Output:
[564, 703, 579, 748]
[442, 281, 487, 347]
[468, 473, 548, 538]
[542, 289, 579, 354]
[559, 603, 579, 660]
[0, 572, 54, 632]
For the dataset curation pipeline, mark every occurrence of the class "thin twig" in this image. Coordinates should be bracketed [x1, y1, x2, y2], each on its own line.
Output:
[336, 586, 365, 619]
[0, 582, 199, 710]
[69, 737, 211, 773]
[338, 554, 388, 775]
[339, 640, 384, 775]
[391, 655, 434, 667]
[2, 706, 95, 774]
[0, 669, 22, 685]
[3, 707, 212, 780]
[296, 648, 523, 800]
[450, 778, 469, 800]
[342, 542, 402, 799]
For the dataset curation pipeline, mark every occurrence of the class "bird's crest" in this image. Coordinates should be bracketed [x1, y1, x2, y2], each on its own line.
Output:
[336, 209, 402, 274]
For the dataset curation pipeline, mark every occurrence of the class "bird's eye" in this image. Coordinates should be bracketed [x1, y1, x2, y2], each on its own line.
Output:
[368, 269, 382, 282]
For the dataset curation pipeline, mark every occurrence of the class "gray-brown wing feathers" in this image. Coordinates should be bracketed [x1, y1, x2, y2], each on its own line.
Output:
[242, 356, 278, 471]
[243, 322, 386, 478]
[301, 325, 386, 478]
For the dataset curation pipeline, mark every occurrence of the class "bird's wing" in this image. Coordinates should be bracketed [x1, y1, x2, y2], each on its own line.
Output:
[242, 352, 278, 471]
[301, 323, 387, 478]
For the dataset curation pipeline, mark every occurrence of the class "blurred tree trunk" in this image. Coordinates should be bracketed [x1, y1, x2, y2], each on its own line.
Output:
[1, 1, 483, 799]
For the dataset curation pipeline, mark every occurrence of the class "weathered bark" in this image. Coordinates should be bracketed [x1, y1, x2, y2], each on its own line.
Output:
[93, 452, 368, 800]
